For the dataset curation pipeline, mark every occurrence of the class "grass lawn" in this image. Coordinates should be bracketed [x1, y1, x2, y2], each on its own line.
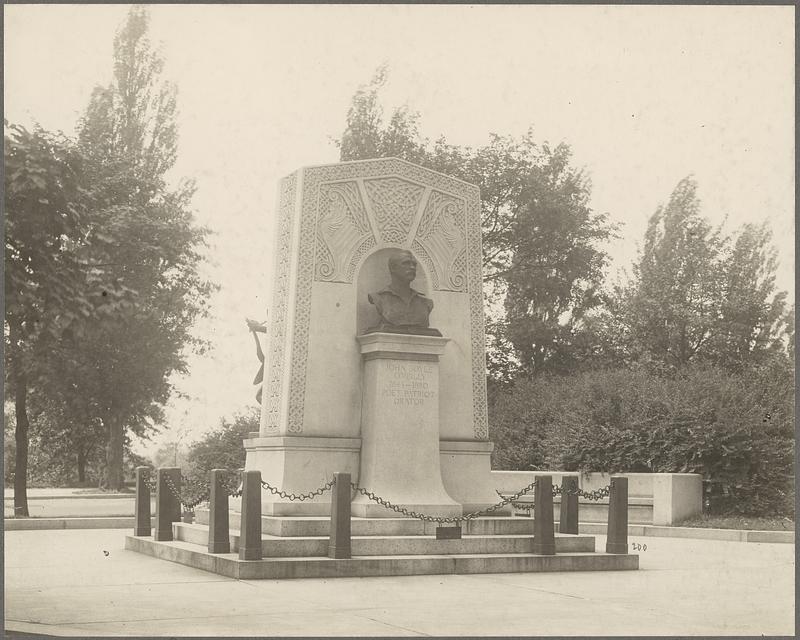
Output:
[677, 514, 795, 531]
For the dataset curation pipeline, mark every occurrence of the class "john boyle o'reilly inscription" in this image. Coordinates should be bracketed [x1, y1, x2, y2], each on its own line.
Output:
[380, 361, 436, 407]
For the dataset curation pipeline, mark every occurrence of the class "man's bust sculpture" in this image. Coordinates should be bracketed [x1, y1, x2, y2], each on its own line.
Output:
[367, 249, 442, 336]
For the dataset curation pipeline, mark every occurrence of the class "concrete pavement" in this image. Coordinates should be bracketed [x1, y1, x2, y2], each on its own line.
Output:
[4, 528, 794, 636]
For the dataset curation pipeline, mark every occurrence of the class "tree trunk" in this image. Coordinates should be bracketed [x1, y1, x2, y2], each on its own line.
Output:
[11, 342, 30, 517]
[105, 415, 124, 491]
[77, 448, 87, 484]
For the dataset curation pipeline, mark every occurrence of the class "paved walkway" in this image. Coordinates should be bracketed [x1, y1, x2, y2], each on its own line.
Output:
[4, 528, 794, 636]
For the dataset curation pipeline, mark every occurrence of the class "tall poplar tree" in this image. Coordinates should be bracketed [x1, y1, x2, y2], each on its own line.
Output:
[70, 5, 212, 489]
[619, 177, 789, 371]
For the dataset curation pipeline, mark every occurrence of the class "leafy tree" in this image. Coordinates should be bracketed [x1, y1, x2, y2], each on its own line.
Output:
[622, 177, 725, 368]
[617, 177, 789, 372]
[336, 68, 616, 377]
[712, 222, 788, 369]
[183, 409, 258, 488]
[21, 5, 214, 492]
[4, 123, 126, 513]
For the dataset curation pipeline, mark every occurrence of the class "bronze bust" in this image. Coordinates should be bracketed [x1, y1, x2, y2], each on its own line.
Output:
[366, 249, 442, 336]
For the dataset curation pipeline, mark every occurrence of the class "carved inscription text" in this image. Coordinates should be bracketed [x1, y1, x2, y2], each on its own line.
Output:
[380, 361, 436, 407]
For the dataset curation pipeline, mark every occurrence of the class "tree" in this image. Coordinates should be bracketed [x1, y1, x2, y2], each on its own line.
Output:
[184, 410, 258, 488]
[4, 123, 127, 513]
[63, 5, 213, 490]
[622, 177, 726, 368]
[617, 177, 789, 372]
[336, 68, 616, 378]
[712, 222, 788, 369]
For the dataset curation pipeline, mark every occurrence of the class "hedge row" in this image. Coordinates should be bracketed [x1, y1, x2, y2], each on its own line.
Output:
[489, 362, 794, 516]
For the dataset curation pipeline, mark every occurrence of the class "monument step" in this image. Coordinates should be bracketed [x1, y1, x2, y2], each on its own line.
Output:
[194, 509, 538, 537]
[510, 502, 654, 525]
[174, 522, 595, 556]
[125, 534, 638, 580]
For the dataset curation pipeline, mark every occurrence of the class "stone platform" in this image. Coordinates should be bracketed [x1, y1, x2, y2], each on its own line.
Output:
[124, 510, 638, 579]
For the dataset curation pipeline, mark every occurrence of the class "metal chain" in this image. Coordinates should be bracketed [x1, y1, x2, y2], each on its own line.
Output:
[492, 481, 613, 512]
[350, 477, 539, 524]
[260, 478, 335, 501]
[550, 482, 611, 500]
[573, 485, 611, 501]
[222, 469, 244, 498]
[163, 473, 209, 510]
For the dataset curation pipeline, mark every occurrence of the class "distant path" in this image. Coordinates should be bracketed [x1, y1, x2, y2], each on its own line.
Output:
[4, 496, 149, 518]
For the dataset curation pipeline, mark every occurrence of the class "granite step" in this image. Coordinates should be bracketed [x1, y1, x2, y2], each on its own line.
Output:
[174, 522, 594, 556]
[194, 509, 537, 537]
[509, 497, 654, 524]
[125, 534, 637, 580]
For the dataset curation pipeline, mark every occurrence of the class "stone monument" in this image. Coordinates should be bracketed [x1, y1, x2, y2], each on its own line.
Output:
[245, 158, 505, 516]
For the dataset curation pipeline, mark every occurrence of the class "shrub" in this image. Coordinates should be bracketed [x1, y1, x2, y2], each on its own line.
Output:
[182, 408, 258, 496]
[489, 362, 794, 516]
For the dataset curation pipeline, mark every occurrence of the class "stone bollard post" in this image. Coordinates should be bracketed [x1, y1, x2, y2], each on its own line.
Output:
[606, 476, 629, 554]
[208, 469, 230, 553]
[238, 470, 262, 561]
[154, 467, 181, 541]
[532, 475, 555, 555]
[559, 476, 579, 535]
[134, 466, 152, 536]
[328, 473, 352, 559]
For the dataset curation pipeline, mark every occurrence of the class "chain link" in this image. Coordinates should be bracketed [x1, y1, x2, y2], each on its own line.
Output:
[350, 477, 539, 524]
[139, 469, 611, 519]
[260, 478, 335, 501]
[492, 481, 613, 513]
[222, 469, 244, 498]
[161, 473, 210, 510]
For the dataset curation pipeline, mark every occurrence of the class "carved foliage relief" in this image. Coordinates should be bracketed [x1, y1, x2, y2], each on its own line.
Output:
[311, 180, 467, 292]
[314, 181, 371, 282]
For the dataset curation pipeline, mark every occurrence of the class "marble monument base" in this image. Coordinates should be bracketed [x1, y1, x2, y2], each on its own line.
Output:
[440, 440, 513, 516]
[351, 332, 462, 519]
[240, 435, 361, 516]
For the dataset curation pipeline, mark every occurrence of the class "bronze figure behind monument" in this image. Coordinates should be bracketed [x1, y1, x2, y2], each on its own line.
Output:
[366, 249, 442, 336]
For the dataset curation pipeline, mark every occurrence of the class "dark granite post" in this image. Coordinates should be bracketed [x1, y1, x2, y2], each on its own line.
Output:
[208, 469, 230, 554]
[238, 470, 262, 561]
[559, 476, 579, 535]
[606, 476, 629, 554]
[154, 467, 181, 542]
[134, 466, 151, 536]
[532, 475, 555, 555]
[328, 472, 352, 559]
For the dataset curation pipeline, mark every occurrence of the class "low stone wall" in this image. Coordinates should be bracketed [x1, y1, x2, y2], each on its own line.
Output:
[491, 471, 702, 526]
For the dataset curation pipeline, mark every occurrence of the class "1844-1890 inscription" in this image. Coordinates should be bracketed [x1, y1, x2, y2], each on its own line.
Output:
[380, 361, 436, 407]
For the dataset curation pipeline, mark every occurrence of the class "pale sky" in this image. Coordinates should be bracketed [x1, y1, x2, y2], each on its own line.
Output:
[4, 4, 795, 457]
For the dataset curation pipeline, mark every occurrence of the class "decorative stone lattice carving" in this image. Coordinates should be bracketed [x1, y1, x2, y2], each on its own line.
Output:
[314, 181, 372, 282]
[465, 189, 488, 439]
[344, 236, 377, 282]
[364, 178, 425, 244]
[410, 240, 440, 290]
[264, 172, 297, 434]
[278, 158, 488, 440]
[415, 190, 467, 292]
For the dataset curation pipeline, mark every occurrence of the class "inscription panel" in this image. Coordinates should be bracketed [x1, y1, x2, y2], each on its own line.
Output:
[379, 361, 437, 408]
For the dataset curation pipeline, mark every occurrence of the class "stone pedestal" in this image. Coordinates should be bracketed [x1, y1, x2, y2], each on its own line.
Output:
[239, 435, 361, 516]
[439, 440, 512, 516]
[351, 332, 462, 519]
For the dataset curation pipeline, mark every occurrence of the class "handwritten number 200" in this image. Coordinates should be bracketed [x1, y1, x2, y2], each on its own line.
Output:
[631, 542, 647, 551]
